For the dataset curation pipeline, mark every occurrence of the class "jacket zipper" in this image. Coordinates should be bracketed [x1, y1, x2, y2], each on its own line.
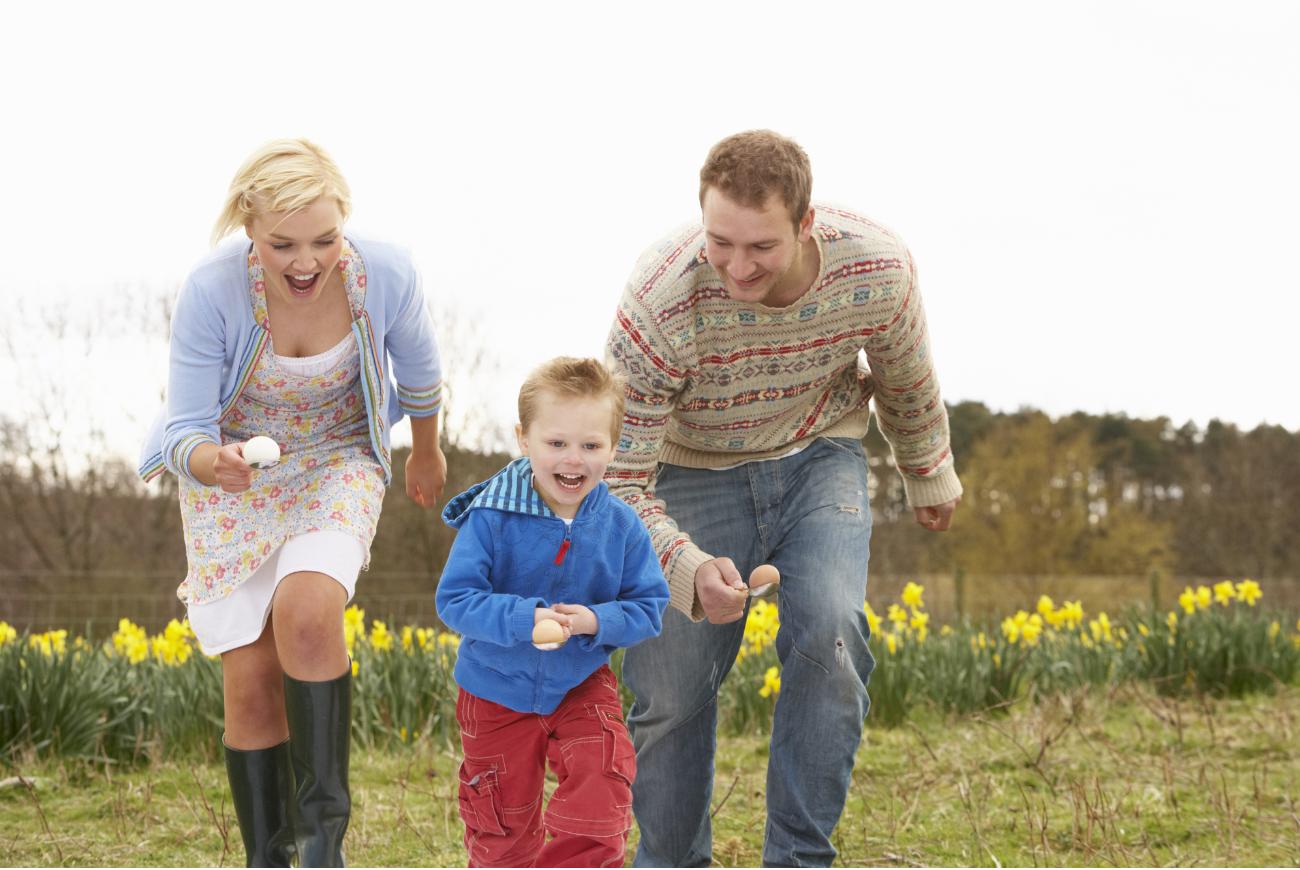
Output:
[554, 525, 572, 564]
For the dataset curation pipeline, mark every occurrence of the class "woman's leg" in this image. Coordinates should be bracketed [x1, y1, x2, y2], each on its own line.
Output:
[221, 620, 295, 867]
[272, 570, 352, 868]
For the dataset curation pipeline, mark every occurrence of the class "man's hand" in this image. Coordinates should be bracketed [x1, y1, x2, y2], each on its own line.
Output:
[914, 497, 960, 532]
[553, 603, 599, 636]
[405, 446, 447, 509]
[694, 558, 749, 624]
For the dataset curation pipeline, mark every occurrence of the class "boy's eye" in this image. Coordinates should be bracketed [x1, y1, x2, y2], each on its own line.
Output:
[583, 443, 601, 451]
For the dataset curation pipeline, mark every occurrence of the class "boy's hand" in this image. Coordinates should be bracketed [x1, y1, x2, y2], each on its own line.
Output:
[552, 604, 598, 636]
[534, 607, 573, 641]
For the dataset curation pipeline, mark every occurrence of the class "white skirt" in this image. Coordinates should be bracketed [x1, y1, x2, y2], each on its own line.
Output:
[187, 530, 365, 655]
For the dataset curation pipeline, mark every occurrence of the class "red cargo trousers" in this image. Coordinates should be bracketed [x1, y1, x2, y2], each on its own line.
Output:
[455, 665, 635, 868]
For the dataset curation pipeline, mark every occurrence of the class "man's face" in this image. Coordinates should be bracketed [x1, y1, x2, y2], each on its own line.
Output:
[701, 187, 813, 307]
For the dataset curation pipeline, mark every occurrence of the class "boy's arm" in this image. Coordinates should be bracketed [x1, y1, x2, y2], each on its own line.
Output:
[572, 521, 670, 652]
[435, 511, 546, 646]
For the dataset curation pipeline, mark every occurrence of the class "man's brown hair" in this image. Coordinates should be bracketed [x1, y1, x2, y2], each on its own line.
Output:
[518, 357, 627, 444]
[698, 130, 812, 229]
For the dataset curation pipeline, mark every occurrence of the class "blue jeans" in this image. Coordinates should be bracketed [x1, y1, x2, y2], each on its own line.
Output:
[624, 437, 875, 867]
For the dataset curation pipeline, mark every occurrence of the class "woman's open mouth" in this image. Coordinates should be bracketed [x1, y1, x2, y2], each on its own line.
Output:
[285, 272, 320, 295]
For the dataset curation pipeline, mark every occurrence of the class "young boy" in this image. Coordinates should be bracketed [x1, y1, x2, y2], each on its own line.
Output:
[435, 357, 669, 868]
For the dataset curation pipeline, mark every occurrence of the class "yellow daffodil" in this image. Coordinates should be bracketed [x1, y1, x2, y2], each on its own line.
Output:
[864, 603, 882, 637]
[901, 582, 925, 610]
[370, 620, 393, 652]
[344, 605, 366, 654]
[1036, 595, 1055, 618]
[1178, 586, 1197, 616]
[885, 633, 898, 655]
[758, 666, 781, 698]
[1213, 580, 1235, 606]
[1268, 621, 1280, 642]
[887, 604, 908, 628]
[1166, 611, 1178, 632]
[401, 626, 414, 652]
[909, 611, 929, 643]
[1137, 623, 1149, 637]
[1235, 579, 1262, 606]
[351, 659, 360, 677]
[1194, 586, 1212, 610]
[0, 622, 16, 646]
[29, 630, 68, 657]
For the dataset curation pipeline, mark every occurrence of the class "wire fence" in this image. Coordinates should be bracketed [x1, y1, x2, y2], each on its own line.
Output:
[4, 570, 1296, 636]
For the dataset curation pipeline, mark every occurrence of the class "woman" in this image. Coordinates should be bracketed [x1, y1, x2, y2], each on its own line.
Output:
[139, 139, 446, 867]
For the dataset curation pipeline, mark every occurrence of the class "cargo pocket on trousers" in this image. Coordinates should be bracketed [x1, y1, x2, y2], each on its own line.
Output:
[458, 760, 507, 836]
[595, 706, 636, 797]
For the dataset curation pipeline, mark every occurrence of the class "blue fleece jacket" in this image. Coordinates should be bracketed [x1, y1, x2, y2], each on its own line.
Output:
[435, 457, 668, 715]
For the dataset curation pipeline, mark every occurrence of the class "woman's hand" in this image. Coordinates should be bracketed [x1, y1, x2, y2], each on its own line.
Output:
[212, 442, 255, 493]
[405, 445, 447, 508]
[552, 603, 599, 636]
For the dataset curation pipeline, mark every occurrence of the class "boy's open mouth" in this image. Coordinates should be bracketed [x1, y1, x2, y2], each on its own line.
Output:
[555, 473, 585, 491]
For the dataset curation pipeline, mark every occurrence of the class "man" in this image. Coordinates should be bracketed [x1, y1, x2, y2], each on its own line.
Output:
[605, 130, 961, 867]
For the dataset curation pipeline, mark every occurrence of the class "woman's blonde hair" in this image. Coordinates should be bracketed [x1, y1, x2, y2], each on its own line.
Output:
[211, 138, 352, 245]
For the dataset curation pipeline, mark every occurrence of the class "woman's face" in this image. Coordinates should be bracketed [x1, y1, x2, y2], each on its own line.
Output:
[247, 198, 345, 307]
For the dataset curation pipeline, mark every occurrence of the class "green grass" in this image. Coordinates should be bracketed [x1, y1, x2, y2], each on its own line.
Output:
[4, 685, 1298, 867]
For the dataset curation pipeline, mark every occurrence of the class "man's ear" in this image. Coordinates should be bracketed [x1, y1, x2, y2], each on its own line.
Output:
[797, 206, 815, 242]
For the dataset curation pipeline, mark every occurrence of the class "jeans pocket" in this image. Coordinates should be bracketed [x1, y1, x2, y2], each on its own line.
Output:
[819, 436, 866, 458]
[458, 757, 508, 836]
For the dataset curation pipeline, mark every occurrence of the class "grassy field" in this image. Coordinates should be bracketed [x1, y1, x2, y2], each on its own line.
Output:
[3, 684, 1297, 867]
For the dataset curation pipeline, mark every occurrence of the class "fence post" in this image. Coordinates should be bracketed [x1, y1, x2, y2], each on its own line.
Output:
[953, 566, 966, 622]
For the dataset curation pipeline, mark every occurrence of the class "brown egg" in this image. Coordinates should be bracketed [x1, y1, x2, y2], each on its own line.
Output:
[532, 619, 566, 645]
[749, 564, 781, 589]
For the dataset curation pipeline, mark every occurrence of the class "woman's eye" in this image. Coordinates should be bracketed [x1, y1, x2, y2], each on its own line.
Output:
[315, 239, 336, 247]
[271, 243, 291, 250]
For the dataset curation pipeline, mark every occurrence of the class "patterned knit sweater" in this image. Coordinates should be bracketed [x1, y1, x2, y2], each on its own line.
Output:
[605, 205, 963, 619]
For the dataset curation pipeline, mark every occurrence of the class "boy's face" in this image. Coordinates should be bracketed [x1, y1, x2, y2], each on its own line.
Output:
[516, 391, 618, 519]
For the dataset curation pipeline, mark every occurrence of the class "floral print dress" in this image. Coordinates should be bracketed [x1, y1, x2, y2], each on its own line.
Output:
[177, 242, 385, 607]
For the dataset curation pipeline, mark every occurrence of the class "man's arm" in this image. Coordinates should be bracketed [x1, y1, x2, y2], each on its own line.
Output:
[863, 245, 964, 517]
[605, 292, 729, 621]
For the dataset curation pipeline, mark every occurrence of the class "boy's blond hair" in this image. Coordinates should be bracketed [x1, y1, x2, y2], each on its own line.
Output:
[518, 357, 627, 444]
[698, 129, 812, 230]
[212, 138, 352, 245]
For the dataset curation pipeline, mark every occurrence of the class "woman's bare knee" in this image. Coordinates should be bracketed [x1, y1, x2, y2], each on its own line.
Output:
[272, 572, 348, 680]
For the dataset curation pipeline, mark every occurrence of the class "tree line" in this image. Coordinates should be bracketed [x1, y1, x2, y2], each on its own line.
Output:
[2, 403, 1297, 614]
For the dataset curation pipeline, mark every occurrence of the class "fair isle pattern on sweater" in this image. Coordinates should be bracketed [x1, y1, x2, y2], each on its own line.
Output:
[606, 205, 964, 619]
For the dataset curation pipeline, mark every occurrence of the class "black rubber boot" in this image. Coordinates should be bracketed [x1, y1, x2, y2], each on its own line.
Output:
[283, 668, 352, 867]
[223, 739, 296, 868]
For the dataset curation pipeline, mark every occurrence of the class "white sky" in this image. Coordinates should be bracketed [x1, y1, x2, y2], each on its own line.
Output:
[3, 0, 1298, 464]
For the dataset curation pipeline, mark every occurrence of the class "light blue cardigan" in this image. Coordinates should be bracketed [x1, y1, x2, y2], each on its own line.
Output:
[139, 234, 442, 485]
